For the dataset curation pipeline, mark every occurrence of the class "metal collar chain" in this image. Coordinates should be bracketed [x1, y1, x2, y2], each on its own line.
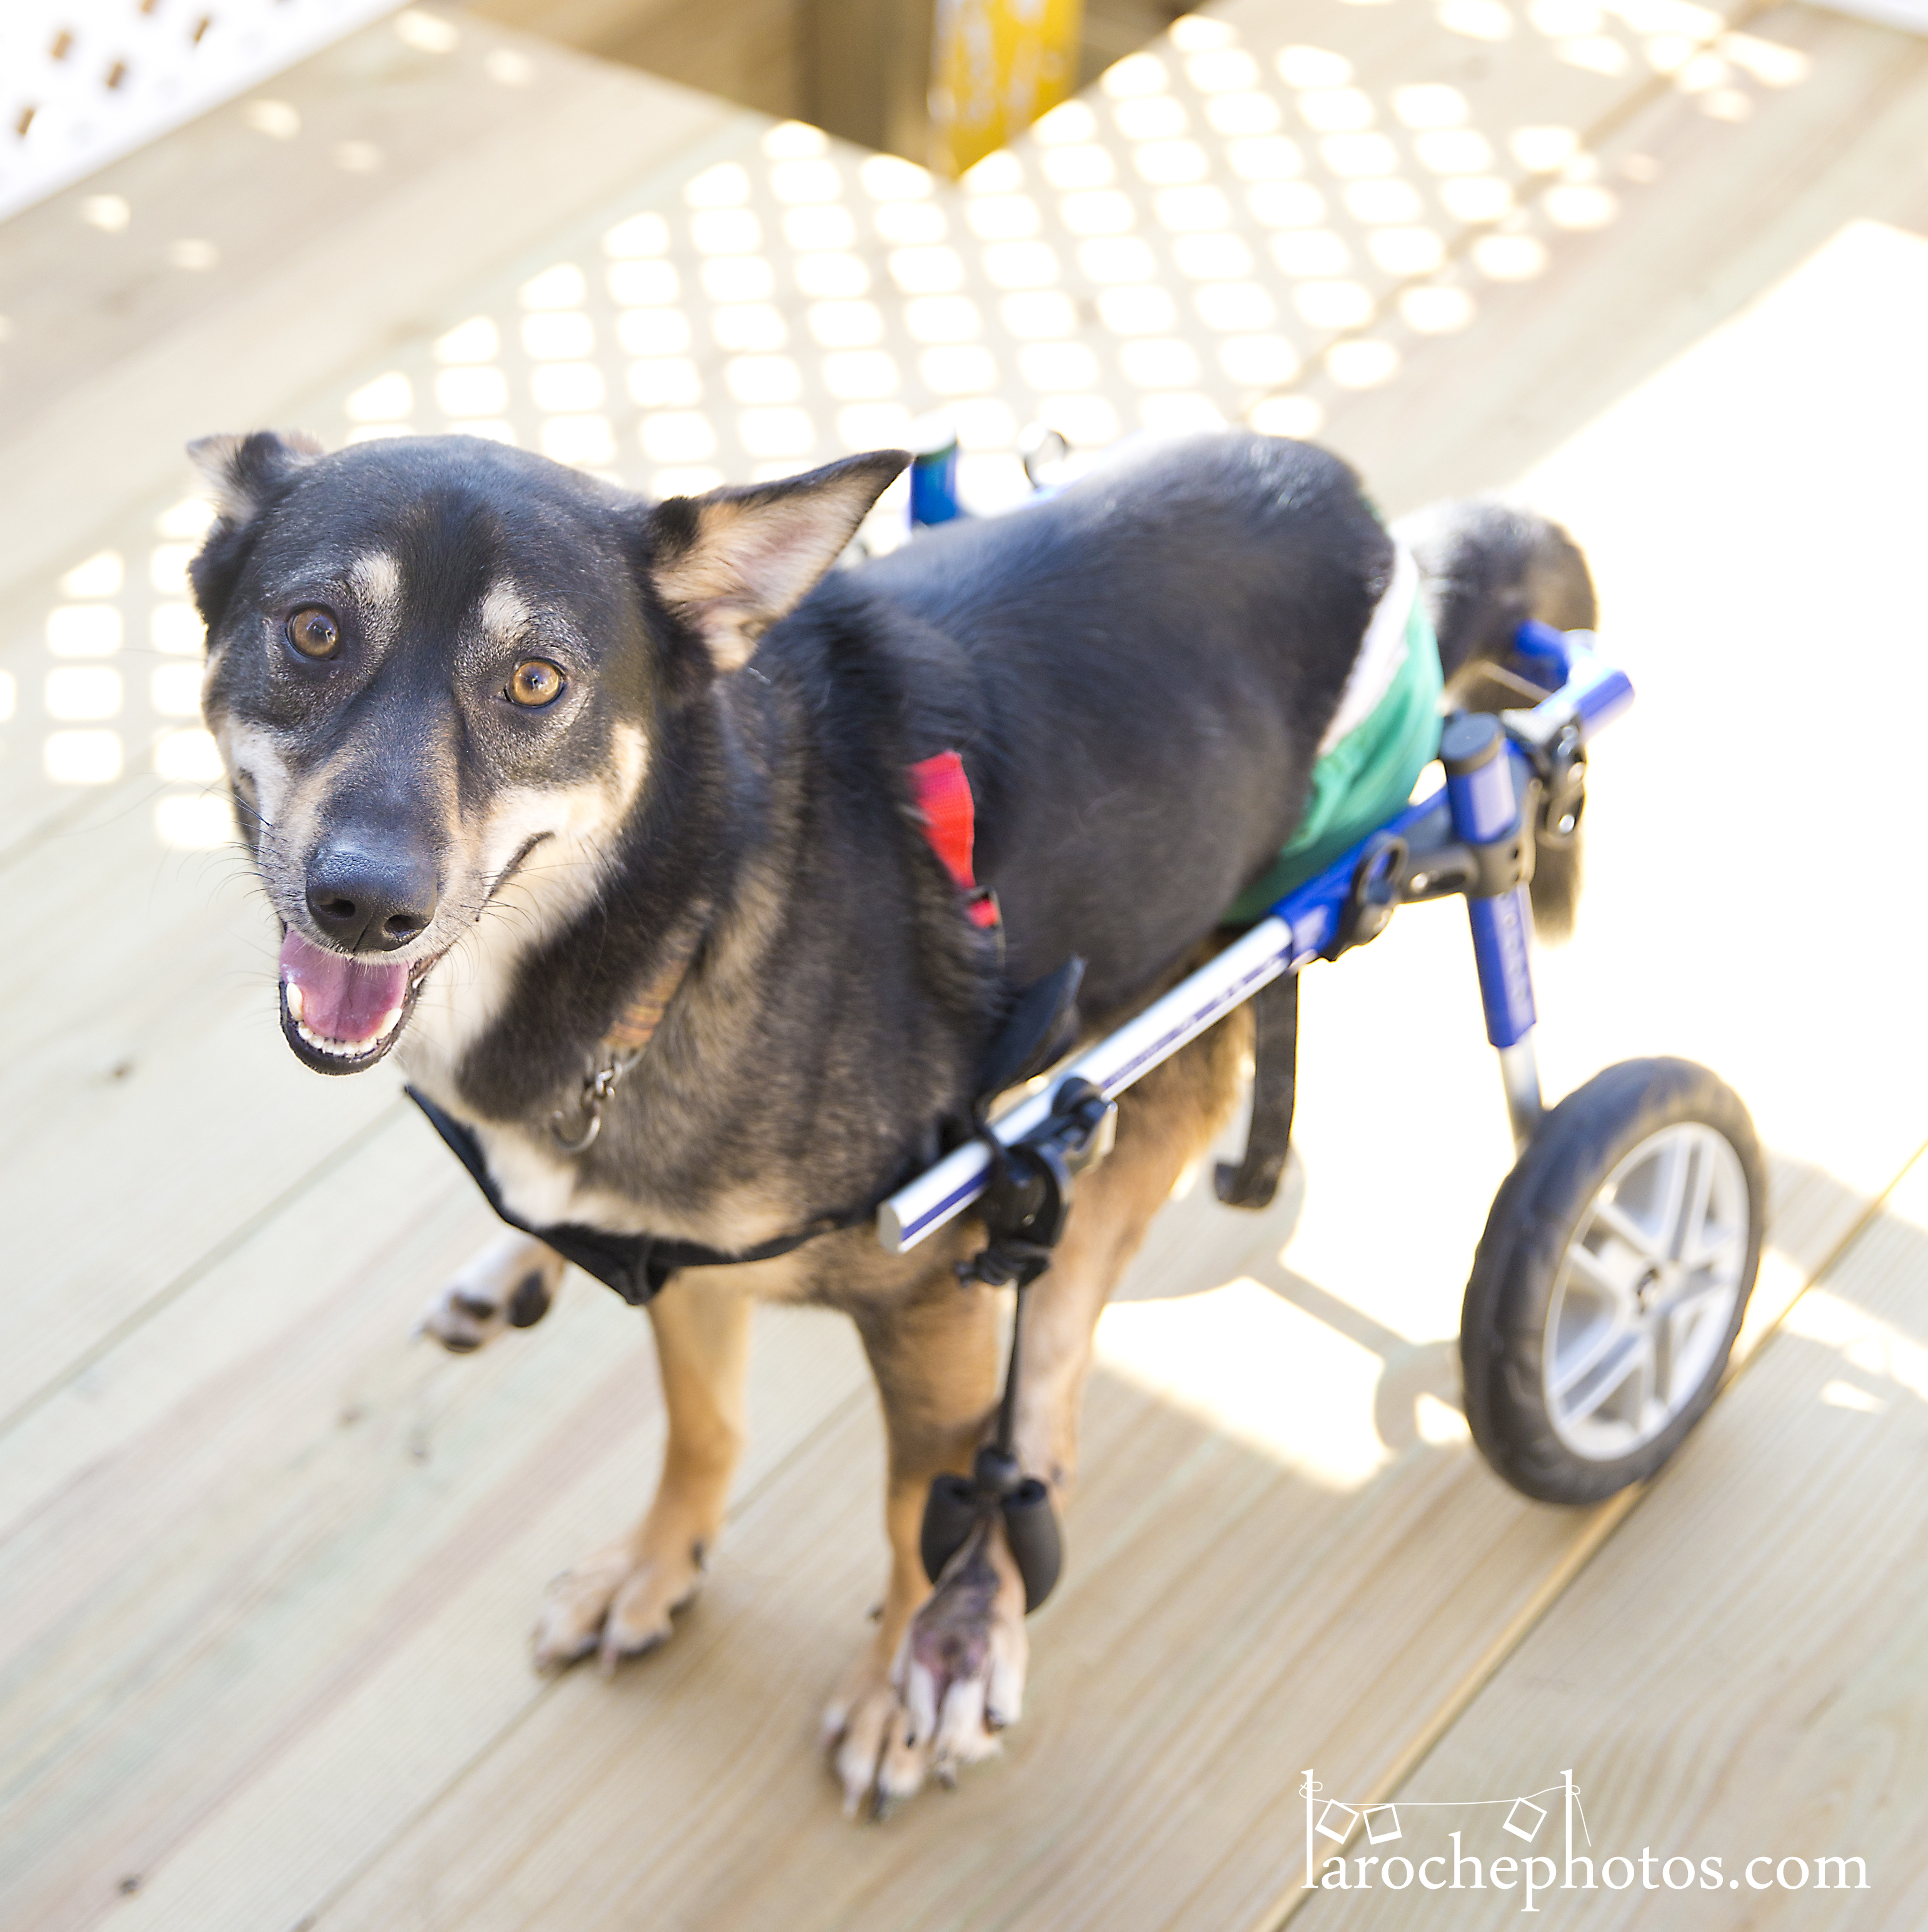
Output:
[546, 912, 710, 1155]
[550, 1045, 645, 1154]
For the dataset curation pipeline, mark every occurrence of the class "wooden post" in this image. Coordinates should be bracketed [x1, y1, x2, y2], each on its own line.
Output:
[801, 0, 936, 164]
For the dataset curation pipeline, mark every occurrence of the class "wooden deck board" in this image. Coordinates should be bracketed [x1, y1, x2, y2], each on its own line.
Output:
[1286, 1149, 1928, 1929]
[1300, 4, 1928, 512]
[311, 1354, 1599, 1932]
[0, 835, 395, 1423]
[0, 1117, 875, 1929]
[1, 0, 1925, 1925]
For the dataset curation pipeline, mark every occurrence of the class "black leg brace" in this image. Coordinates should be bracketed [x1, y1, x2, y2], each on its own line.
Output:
[1215, 969, 1300, 1210]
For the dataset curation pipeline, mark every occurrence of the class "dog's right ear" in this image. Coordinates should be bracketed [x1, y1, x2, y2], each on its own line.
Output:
[188, 430, 323, 524]
[640, 450, 909, 676]
[186, 430, 323, 630]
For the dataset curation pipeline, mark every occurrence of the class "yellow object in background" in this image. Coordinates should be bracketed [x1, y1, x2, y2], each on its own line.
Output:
[930, 0, 1083, 175]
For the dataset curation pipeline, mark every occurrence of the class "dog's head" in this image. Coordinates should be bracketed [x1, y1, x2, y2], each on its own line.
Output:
[190, 431, 905, 1075]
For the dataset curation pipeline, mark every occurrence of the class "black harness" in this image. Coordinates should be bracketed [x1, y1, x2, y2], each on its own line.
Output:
[406, 1085, 869, 1306]
[404, 952, 1090, 1307]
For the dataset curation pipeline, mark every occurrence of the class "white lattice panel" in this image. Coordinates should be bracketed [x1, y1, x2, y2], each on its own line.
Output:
[1, 0, 407, 223]
[1809, 0, 1928, 29]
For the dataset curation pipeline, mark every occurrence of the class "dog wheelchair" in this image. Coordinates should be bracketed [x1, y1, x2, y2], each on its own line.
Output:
[883, 428, 1766, 1609]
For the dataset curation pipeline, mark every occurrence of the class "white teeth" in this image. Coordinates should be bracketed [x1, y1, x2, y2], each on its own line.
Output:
[290, 998, 408, 1058]
[284, 981, 304, 1024]
[294, 1018, 377, 1059]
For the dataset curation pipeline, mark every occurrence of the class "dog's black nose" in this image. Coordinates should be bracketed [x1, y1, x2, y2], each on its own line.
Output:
[305, 842, 438, 951]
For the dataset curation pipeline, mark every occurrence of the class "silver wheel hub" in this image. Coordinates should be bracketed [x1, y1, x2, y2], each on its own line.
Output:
[1543, 1122, 1750, 1462]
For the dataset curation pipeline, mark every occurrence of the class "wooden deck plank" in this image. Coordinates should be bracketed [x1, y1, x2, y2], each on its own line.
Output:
[0, 1112, 873, 1931]
[1286, 1147, 1928, 1929]
[1, 1, 1924, 1926]
[241, 0, 1771, 502]
[1298, 2, 1928, 513]
[0, 817, 394, 1424]
[309, 1348, 1604, 1932]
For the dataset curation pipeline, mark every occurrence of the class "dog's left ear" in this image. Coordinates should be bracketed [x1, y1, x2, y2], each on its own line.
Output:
[644, 450, 909, 673]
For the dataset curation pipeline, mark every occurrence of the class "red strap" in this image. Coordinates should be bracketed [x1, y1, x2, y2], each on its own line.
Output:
[906, 750, 1001, 929]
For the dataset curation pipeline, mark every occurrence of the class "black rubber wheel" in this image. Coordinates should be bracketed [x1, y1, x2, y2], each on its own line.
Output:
[1460, 1057, 1765, 1504]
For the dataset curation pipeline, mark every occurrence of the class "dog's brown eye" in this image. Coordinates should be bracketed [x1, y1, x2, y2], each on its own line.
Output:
[508, 659, 566, 708]
[286, 607, 340, 659]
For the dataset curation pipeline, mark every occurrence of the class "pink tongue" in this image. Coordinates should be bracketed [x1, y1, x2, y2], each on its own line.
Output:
[280, 930, 408, 1042]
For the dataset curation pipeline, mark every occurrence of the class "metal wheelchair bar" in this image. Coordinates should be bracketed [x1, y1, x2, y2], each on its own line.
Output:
[876, 775, 1449, 1254]
[878, 913, 1292, 1254]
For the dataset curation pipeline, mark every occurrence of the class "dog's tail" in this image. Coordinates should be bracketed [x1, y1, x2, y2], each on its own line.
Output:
[1395, 500, 1597, 941]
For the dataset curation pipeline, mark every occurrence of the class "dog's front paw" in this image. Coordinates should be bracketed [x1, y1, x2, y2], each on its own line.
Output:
[823, 1663, 927, 1819]
[531, 1530, 707, 1673]
[824, 1519, 1028, 1818]
[415, 1234, 560, 1353]
[900, 1519, 1028, 1776]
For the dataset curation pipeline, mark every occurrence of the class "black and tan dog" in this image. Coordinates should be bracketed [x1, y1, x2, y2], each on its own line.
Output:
[189, 426, 1591, 1813]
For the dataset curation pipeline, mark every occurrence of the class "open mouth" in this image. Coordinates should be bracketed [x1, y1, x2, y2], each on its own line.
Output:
[278, 928, 441, 1075]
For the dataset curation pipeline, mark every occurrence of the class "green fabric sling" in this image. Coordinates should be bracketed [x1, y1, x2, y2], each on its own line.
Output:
[1222, 583, 1444, 927]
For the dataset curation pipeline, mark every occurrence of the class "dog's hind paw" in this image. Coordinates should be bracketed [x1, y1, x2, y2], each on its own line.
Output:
[415, 1233, 561, 1353]
[823, 1519, 1027, 1817]
[531, 1531, 707, 1674]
